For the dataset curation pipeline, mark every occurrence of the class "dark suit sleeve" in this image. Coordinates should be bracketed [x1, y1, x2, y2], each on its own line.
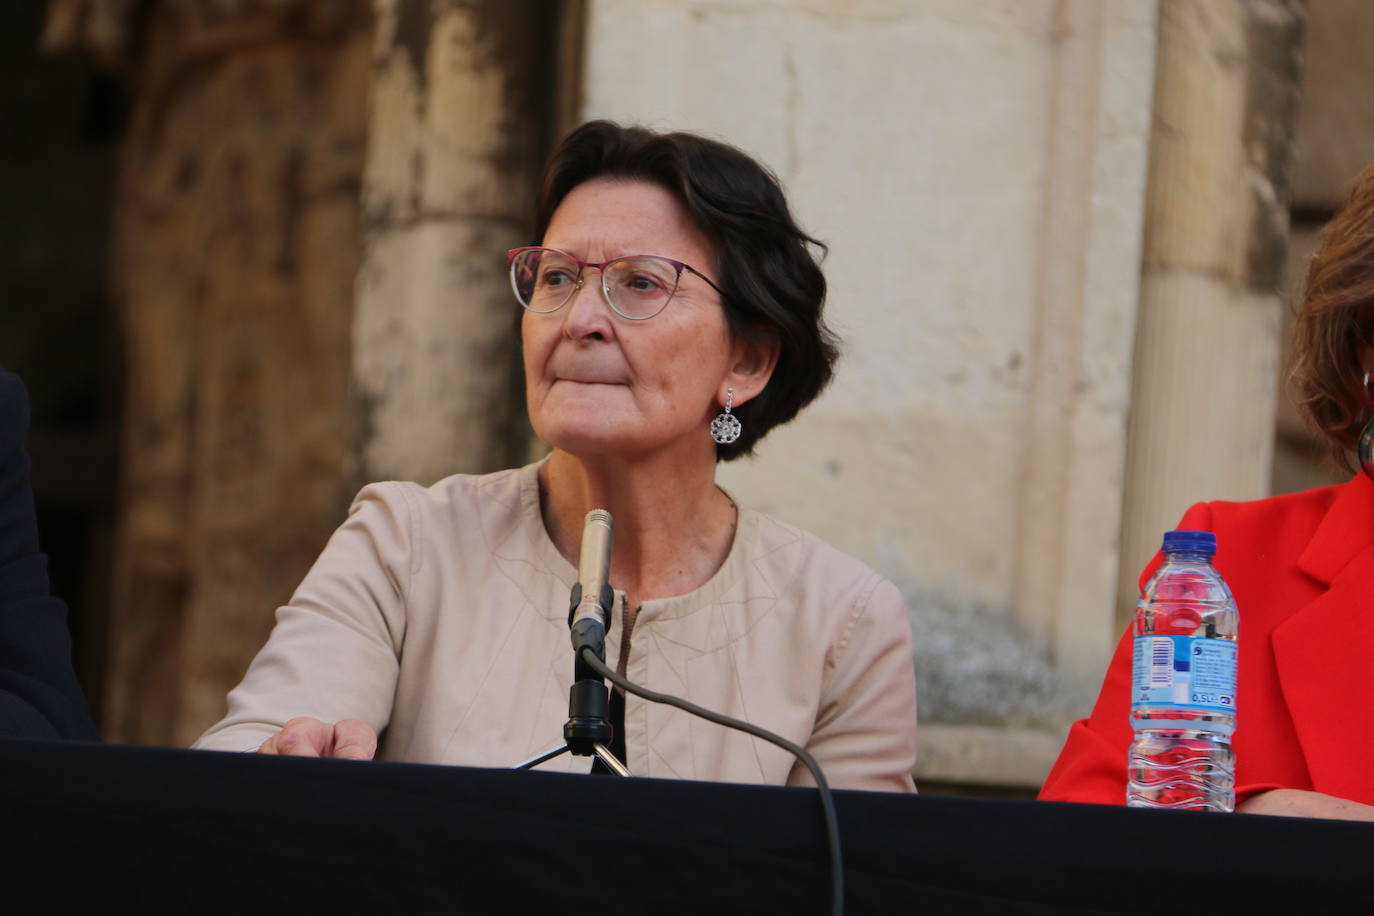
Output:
[0, 370, 99, 740]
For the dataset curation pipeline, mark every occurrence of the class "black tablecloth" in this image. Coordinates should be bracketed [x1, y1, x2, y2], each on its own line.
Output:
[3, 738, 1369, 914]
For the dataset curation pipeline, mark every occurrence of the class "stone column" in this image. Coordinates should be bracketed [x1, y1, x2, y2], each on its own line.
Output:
[1116, 0, 1305, 630]
[44, 0, 573, 745]
[352, 0, 569, 485]
[44, 0, 375, 746]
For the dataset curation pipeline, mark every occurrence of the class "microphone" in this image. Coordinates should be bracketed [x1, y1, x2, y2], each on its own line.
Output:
[569, 509, 614, 659]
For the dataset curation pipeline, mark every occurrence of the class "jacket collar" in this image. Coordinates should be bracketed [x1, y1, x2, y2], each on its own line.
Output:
[1296, 471, 1374, 585]
[1273, 471, 1374, 800]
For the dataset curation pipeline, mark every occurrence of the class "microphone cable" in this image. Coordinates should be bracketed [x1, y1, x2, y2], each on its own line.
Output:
[578, 648, 844, 916]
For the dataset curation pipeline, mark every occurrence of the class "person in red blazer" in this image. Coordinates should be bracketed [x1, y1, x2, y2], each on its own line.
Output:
[1040, 163, 1374, 821]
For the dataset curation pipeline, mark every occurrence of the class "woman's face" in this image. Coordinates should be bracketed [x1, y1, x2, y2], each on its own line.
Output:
[522, 178, 737, 462]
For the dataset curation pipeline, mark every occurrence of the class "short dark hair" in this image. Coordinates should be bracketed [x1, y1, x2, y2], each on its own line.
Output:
[532, 120, 839, 461]
[1292, 160, 1374, 469]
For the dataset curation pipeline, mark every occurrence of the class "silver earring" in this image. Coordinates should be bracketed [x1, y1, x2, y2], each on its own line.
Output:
[1360, 372, 1374, 482]
[711, 388, 742, 445]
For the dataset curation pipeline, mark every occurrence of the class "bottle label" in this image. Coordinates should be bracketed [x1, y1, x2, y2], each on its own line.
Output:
[1131, 635, 1237, 712]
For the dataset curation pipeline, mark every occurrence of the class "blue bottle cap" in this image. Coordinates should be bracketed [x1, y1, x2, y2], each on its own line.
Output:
[1161, 529, 1216, 554]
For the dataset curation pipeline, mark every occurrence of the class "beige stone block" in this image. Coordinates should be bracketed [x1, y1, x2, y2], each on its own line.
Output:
[353, 220, 526, 484]
[1292, 0, 1374, 210]
[915, 723, 1065, 789]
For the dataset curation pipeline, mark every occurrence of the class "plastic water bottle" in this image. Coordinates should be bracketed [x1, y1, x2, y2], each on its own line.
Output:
[1127, 530, 1238, 811]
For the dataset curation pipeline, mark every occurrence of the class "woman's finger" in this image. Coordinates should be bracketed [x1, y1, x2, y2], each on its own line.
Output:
[330, 718, 378, 760]
[262, 717, 331, 757]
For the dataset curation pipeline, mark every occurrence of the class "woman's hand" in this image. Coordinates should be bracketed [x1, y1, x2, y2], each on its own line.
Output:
[257, 717, 378, 760]
[1237, 788, 1374, 821]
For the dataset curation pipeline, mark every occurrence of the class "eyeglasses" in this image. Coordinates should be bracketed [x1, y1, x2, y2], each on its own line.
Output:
[508, 246, 722, 321]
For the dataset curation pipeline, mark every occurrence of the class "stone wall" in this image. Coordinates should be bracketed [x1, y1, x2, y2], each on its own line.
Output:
[581, 0, 1159, 786]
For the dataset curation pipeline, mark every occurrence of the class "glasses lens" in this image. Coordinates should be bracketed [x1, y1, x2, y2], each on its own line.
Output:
[511, 249, 579, 312]
[603, 256, 681, 319]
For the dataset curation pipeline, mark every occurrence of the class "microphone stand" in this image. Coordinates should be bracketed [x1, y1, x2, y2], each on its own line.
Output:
[515, 582, 630, 776]
[516, 511, 631, 777]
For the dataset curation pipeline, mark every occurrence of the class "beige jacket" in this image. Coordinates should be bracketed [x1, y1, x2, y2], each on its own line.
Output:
[194, 462, 918, 792]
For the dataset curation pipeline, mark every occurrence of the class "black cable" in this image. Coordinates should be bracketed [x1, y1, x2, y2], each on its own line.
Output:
[579, 648, 844, 916]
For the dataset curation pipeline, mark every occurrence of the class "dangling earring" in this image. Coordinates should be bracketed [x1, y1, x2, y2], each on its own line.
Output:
[710, 387, 742, 445]
[1360, 372, 1374, 481]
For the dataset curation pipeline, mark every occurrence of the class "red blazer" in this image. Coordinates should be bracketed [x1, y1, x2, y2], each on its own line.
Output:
[1040, 471, 1374, 806]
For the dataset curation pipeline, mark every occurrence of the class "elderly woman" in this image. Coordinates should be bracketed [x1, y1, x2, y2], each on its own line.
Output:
[1040, 161, 1374, 819]
[194, 121, 918, 793]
